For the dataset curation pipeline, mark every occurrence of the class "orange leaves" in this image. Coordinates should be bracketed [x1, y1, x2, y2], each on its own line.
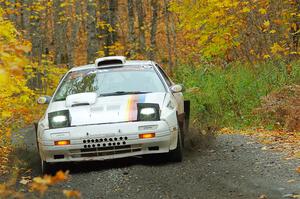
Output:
[0, 184, 23, 199]
[296, 166, 300, 174]
[15, 42, 32, 54]
[30, 171, 70, 196]
[63, 190, 81, 198]
[51, 170, 69, 184]
[29, 171, 81, 198]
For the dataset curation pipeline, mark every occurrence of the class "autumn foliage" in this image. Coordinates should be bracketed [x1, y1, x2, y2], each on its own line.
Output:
[0, 7, 66, 175]
[171, 0, 300, 64]
[256, 84, 300, 131]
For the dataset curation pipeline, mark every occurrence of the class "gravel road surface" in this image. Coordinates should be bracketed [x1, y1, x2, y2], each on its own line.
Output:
[10, 126, 300, 199]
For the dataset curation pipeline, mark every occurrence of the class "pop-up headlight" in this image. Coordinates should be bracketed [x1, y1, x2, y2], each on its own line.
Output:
[48, 110, 70, 129]
[137, 103, 160, 121]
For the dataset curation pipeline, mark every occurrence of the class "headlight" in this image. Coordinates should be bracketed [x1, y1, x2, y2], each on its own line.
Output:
[48, 110, 70, 129]
[137, 103, 160, 121]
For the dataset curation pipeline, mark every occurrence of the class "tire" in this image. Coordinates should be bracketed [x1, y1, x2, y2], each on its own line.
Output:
[168, 127, 183, 162]
[34, 123, 40, 152]
[184, 115, 189, 136]
[183, 100, 190, 147]
[41, 160, 52, 175]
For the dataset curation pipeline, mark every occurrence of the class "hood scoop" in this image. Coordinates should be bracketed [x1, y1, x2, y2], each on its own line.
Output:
[66, 92, 97, 107]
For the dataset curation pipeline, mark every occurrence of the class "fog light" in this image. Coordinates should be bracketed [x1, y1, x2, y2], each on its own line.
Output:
[54, 140, 70, 146]
[139, 133, 155, 139]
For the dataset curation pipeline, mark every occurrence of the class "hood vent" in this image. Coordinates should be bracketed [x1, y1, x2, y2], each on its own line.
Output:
[95, 56, 126, 67]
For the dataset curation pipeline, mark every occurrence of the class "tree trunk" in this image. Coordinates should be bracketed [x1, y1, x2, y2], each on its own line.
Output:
[53, 0, 68, 65]
[99, 0, 118, 56]
[149, 0, 159, 60]
[30, 1, 43, 63]
[163, 0, 173, 75]
[7, 0, 17, 24]
[108, 0, 118, 46]
[99, 0, 109, 56]
[291, 0, 300, 56]
[127, 0, 135, 57]
[21, 0, 31, 39]
[67, 0, 81, 67]
[136, 0, 146, 54]
[170, 14, 178, 66]
[87, 0, 98, 63]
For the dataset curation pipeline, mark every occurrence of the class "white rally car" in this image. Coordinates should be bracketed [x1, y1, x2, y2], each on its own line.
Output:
[36, 56, 190, 173]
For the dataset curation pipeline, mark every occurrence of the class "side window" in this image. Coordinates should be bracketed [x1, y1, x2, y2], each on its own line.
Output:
[156, 64, 172, 87]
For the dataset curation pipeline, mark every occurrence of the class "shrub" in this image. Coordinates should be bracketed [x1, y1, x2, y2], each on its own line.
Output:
[174, 61, 300, 131]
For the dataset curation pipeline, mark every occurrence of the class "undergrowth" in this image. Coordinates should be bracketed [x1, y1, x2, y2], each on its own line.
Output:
[174, 60, 300, 131]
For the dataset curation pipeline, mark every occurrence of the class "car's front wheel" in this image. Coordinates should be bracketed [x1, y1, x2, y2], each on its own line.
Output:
[41, 160, 52, 175]
[168, 128, 183, 162]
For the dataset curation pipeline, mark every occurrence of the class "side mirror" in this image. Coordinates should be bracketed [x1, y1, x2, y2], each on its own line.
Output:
[37, 96, 52, 104]
[170, 84, 184, 93]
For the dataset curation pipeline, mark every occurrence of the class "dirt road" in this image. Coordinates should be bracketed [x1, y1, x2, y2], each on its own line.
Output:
[11, 127, 300, 199]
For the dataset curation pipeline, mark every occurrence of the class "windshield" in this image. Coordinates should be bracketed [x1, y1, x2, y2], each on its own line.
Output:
[53, 67, 166, 101]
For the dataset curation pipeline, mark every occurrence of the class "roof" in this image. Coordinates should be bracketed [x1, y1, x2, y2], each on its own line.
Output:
[69, 60, 155, 72]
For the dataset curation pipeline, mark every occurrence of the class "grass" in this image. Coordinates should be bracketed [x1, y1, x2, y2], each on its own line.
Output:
[174, 60, 300, 131]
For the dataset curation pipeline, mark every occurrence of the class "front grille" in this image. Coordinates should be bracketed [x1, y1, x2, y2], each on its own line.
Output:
[82, 136, 129, 148]
[70, 144, 142, 158]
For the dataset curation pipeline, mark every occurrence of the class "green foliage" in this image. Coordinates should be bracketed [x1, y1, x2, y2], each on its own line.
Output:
[175, 61, 300, 131]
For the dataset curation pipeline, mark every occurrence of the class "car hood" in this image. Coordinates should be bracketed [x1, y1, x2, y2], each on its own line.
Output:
[47, 92, 167, 126]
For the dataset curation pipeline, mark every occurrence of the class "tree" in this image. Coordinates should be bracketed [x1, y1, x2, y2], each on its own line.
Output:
[149, 0, 159, 60]
[127, 0, 135, 57]
[53, 0, 68, 65]
[67, 0, 81, 67]
[87, 0, 98, 63]
[163, 0, 173, 74]
[136, 0, 146, 54]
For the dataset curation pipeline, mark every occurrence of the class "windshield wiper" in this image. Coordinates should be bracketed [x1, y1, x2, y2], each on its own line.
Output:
[99, 91, 149, 97]
[54, 98, 66, 102]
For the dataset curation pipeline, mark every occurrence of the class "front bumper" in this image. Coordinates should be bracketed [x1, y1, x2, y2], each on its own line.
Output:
[38, 121, 178, 163]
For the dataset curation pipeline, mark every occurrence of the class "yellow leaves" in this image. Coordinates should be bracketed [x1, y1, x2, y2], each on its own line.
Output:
[269, 30, 276, 34]
[0, 69, 8, 87]
[108, 26, 114, 33]
[1, 111, 12, 119]
[170, 0, 241, 59]
[263, 54, 271, 59]
[263, 20, 270, 28]
[270, 43, 285, 54]
[291, 23, 298, 31]
[241, 7, 251, 13]
[262, 20, 271, 32]
[63, 190, 81, 198]
[259, 8, 267, 15]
